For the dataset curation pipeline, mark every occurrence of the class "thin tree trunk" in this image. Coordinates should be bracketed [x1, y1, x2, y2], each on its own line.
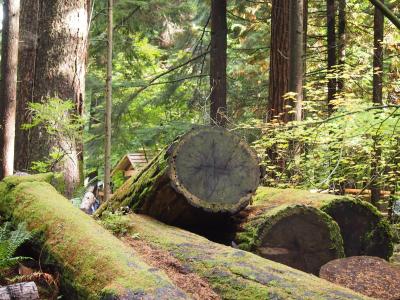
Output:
[371, 0, 384, 205]
[289, 0, 304, 121]
[327, 0, 337, 114]
[14, 0, 39, 173]
[210, 0, 227, 126]
[337, 0, 346, 93]
[104, 0, 113, 203]
[303, 0, 308, 106]
[0, 0, 21, 179]
[267, 0, 290, 123]
[15, 0, 89, 197]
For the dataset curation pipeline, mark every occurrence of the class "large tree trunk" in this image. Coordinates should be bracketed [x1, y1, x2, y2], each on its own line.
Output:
[267, 0, 290, 123]
[327, 0, 337, 114]
[252, 187, 393, 259]
[232, 203, 344, 275]
[97, 127, 260, 230]
[0, 175, 189, 299]
[370, 1, 384, 205]
[14, 0, 39, 173]
[15, 0, 89, 197]
[0, 0, 20, 179]
[210, 0, 227, 126]
[0, 282, 39, 300]
[122, 214, 367, 300]
[289, 0, 304, 121]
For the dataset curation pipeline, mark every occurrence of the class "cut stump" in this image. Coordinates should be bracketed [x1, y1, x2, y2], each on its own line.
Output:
[320, 256, 400, 300]
[233, 204, 344, 274]
[97, 126, 260, 228]
[253, 187, 393, 259]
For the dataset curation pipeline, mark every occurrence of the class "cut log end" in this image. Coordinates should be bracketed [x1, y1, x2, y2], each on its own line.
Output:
[169, 126, 260, 214]
[321, 198, 393, 259]
[235, 205, 344, 275]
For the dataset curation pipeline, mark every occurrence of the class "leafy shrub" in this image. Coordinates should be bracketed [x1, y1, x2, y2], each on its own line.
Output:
[100, 212, 132, 236]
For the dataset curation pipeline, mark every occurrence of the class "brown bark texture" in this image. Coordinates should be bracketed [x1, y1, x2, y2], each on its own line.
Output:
[15, 0, 89, 197]
[210, 0, 228, 126]
[0, 282, 39, 300]
[267, 0, 291, 123]
[0, 0, 20, 178]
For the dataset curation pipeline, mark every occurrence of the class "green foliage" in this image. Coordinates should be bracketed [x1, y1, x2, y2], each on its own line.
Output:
[0, 222, 32, 271]
[99, 211, 132, 236]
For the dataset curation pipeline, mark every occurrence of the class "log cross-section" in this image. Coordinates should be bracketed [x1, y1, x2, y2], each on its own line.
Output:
[98, 126, 261, 228]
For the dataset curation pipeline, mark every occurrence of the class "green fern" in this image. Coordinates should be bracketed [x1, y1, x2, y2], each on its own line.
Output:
[0, 222, 32, 270]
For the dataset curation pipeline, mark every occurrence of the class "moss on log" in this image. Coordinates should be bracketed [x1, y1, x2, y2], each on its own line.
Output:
[125, 214, 369, 300]
[97, 126, 260, 228]
[233, 204, 344, 274]
[253, 187, 393, 259]
[0, 175, 189, 299]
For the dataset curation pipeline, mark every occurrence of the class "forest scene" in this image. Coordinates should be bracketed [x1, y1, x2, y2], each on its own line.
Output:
[0, 0, 399, 299]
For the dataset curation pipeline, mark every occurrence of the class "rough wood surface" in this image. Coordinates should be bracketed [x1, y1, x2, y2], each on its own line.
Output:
[320, 256, 400, 300]
[123, 213, 369, 300]
[253, 187, 393, 259]
[97, 126, 260, 228]
[233, 204, 344, 274]
[0, 282, 39, 300]
[0, 175, 189, 300]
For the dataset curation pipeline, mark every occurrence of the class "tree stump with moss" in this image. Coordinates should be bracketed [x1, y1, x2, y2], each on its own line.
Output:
[97, 126, 261, 228]
[253, 187, 393, 259]
[232, 204, 345, 275]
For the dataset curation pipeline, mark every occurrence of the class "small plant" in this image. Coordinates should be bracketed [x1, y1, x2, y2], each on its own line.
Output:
[0, 222, 32, 270]
[100, 211, 132, 236]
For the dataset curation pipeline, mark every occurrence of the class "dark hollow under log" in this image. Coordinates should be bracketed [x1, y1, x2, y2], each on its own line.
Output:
[232, 204, 344, 275]
[97, 126, 261, 229]
[253, 187, 393, 259]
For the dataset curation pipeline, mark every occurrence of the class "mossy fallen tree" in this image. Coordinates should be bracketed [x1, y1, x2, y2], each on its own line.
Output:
[0, 175, 189, 299]
[124, 214, 369, 300]
[97, 126, 260, 228]
[232, 204, 345, 275]
[252, 187, 393, 259]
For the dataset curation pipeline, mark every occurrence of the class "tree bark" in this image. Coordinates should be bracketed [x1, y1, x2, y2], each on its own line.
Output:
[0, 175, 188, 299]
[289, 0, 304, 121]
[104, 0, 113, 203]
[371, 0, 384, 205]
[14, 0, 39, 173]
[267, 0, 291, 123]
[327, 0, 337, 114]
[0, 0, 21, 179]
[337, 0, 346, 93]
[97, 127, 260, 230]
[252, 187, 393, 259]
[210, 0, 228, 126]
[124, 214, 367, 300]
[0, 282, 39, 300]
[15, 0, 89, 197]
[232, 203, 344, 275]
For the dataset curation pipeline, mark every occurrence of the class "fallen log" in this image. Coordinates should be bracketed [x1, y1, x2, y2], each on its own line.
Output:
[0, 175, 189, 299]
[232, 204, 345, 274]
[97, 126, 261, 228]
[124, 213, 369, 299]
[0, 282, 39, 300]
[320, 256, 400, 299]
[253, 187, 393, 259]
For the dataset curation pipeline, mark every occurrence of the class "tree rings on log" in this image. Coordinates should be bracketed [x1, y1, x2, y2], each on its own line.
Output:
[98, 126, 260, 227]
[234, 204, 344, 275]
[320, 256, 400, 299]
[253, 187, 393, 260]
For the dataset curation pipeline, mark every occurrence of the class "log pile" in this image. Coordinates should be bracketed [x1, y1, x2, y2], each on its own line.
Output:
[251, 187, 393, 260]
[0, 175, 368, 299]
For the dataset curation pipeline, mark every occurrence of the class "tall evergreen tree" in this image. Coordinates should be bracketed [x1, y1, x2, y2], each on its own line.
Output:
[15, 0, 90, 196]
[0, 0, 21, 178]
[267, 0, 290, 123]
[210, 0, 227, 126]
[327, 0, 337, 114]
